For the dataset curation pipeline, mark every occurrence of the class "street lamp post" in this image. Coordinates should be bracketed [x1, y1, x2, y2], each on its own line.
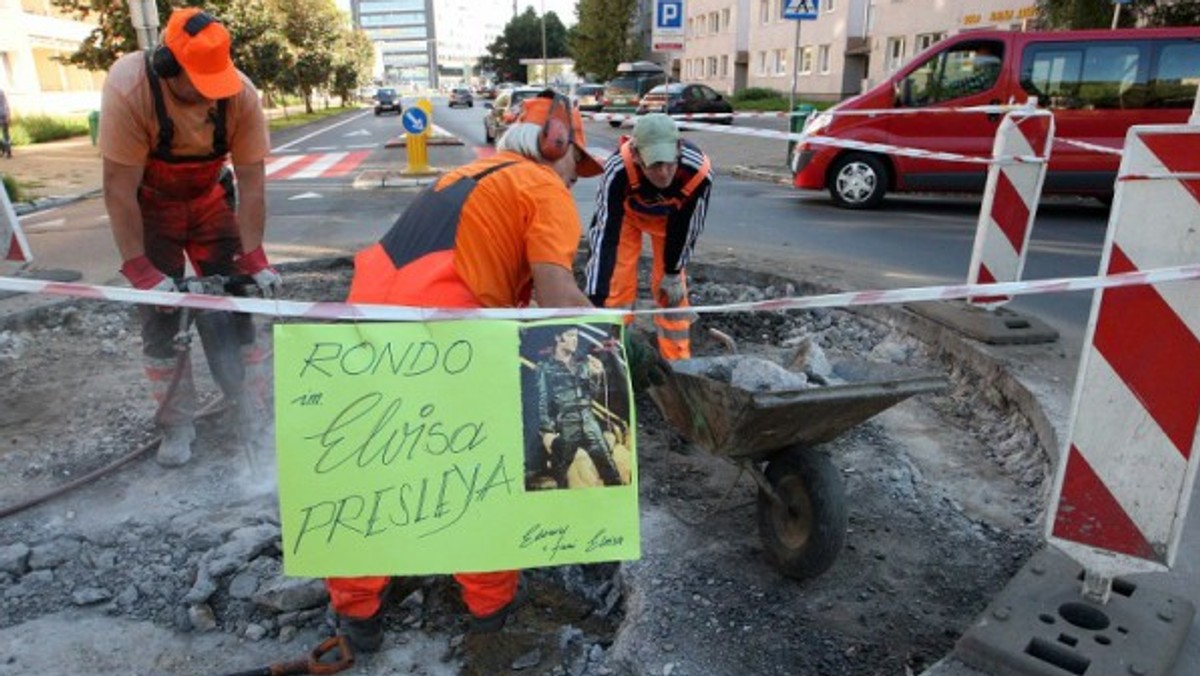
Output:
[541, 1, 548, 85]
[128, 0, 160, 50]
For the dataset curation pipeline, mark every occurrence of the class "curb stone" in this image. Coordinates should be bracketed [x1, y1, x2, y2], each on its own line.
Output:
[728, 165, 791, 185]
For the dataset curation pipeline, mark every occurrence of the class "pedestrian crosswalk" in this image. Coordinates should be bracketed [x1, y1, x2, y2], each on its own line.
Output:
[264, 150, 370, 181]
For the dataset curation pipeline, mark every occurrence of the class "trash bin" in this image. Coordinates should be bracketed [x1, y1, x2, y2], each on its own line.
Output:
[786, 104, 815, 169]
[87, 110, 100, 146]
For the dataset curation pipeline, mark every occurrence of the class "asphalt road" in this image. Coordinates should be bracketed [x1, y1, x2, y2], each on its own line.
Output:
[19, 99, 1110, 346]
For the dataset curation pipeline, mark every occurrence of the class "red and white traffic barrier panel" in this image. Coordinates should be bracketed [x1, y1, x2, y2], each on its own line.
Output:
[3, 264, 1200, 322]
[968, 110, 1055, 307]
[1046, 121, 1200, 581]
[1, 185, 32, 264]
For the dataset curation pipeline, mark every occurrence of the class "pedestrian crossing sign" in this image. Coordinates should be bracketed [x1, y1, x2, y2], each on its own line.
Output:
[783, 0, 819, 20]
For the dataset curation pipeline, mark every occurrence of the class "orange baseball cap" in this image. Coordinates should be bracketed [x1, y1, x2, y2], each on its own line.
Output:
[162, 8, 242, 100]
[517, 91, 603, 178]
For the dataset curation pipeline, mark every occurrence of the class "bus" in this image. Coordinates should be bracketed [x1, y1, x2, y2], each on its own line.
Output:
[603, 61, 667, 127]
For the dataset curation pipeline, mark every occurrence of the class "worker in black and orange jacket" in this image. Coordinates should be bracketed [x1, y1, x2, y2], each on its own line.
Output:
[329, 90, 603, 653]
[584, 113, 713, 360]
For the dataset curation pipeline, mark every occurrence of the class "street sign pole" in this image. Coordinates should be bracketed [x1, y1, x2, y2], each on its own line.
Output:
[789, 20, 801, 113]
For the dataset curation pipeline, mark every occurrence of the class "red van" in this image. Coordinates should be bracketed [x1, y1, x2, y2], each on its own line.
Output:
[791, 28, 1200, 209]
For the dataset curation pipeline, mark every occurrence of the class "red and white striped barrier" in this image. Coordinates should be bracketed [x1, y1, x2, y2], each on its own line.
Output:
[968, 111, 1055, 307]
[3, 264, 1200, 322]
[1046, 121, 1200, 579]
[1, 185, 32, 264]
[1055, 138, 1123, 157]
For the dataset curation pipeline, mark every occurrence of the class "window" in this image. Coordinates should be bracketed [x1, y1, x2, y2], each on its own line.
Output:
[885, 36, 906, 72]
[800, 47, 814, 75]
[774, 49, 788, 75]
[708, 56, 719, 78]
[710, 11, 720, 33]
[1018, 39, 1199, 110]
[721, 54, 729, 77]
[770, 0, 779, 21]
[916, 32, 945, 53]
[697, 14, 706, 35]
[1152, 42, 1200, 108]
[818, 45, 831, 74]
[722, 8, 731, 31]
[687, 18, 693, 38]
[898, 40, 1004, 107]
[826, 0, 836, 11]
[758, 51, 768, 76]
[760, 0, 770, 24]
[684, 60, 691, 79]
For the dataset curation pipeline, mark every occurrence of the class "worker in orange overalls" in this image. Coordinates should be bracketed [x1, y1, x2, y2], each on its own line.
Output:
[328, 90, 603, 653]
[584, 113, 713, 360]
[100, 7, 276, 467]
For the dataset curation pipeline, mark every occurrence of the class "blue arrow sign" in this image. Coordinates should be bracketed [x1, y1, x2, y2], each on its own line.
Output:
[655, 0, 683, 29]
[783, 0, 819, 20]
[402, 107, 428, 135]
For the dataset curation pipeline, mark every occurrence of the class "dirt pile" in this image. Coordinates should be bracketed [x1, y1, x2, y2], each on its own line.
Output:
[0, 260, 1048, 675]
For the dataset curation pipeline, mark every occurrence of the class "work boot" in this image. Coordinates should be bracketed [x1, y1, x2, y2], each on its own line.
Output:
[156, 423, 195, 467]
[337, 613, 383, 654]
[468, 578, 529, 634]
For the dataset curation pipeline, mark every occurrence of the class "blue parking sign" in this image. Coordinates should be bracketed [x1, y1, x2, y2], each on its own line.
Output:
[656, 0, 683, 29]
[783, 0, 819, 20]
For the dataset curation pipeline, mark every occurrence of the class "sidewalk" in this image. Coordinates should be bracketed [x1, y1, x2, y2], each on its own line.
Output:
[3, 135, 103, 214]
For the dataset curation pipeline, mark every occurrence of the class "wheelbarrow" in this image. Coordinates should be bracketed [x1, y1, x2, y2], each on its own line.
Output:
[647, 352, 947, 580]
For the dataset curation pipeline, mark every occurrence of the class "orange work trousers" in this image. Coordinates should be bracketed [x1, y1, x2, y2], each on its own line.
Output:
[326, 571, 519, 620]
[601, 214, 692, 360]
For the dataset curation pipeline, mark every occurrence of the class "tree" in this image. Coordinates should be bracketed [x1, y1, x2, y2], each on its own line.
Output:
[222, 0, 291, 107]
[1036, 0, 1200, 29]
[570, 0, 640, 81]
[270, 0, 343, 113]
[481, 7, 570, 82]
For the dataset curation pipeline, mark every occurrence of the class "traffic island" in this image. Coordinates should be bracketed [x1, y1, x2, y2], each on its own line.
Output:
[351, 169, 442, 189]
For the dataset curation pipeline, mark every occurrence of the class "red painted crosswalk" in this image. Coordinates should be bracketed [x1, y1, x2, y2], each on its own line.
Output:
[264, 150, 370, 181]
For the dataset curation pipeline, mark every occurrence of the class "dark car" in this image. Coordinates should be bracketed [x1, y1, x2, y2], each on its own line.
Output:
[374, 88, 402, 116]
[449, 86, 474, 108]
[574, 83, 605, 112]
[483, 86, 543, 144]
[636, 83, 733, 124]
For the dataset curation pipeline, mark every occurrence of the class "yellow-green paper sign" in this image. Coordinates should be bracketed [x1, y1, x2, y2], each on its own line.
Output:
[274, 319, 640, 576]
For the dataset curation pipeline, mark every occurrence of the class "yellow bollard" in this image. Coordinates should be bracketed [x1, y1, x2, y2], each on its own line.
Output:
[403, 98, 434, 176]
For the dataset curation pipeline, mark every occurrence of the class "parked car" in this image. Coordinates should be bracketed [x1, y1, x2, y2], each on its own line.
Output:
[602, 61, 667, 127]
[483, 86, 543, 143]
[636, 83, 733, 123]
[374, 88, 402, 116]
[477, 83, 497, 99]
[575, 83, 605, 112]
[791, 27, 1200, 209]
[449, 86, 474, 108]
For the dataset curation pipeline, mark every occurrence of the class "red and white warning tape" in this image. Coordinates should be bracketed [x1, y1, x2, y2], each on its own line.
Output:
[1056, 138, 1123, 156]
[2, 265, 1199, 322]
[585, 104, 1035, 123]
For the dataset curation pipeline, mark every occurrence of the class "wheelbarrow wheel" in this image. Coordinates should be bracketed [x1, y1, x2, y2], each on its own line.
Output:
[756, 448, 847, 580]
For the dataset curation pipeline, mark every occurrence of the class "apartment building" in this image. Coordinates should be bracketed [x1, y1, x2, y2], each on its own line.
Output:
[0, 0, 103, 115]
[679, 0, 1039, 101]
[434, 1, 507, 87]
[351, 0, 438, 90]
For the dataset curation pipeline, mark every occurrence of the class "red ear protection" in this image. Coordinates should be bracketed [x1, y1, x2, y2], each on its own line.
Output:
[537, 91, 575, 162]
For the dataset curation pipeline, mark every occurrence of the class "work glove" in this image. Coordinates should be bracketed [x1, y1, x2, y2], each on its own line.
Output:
[624, 331, 670, 393]
[657, 272, 686, 307]
[236, 246, 283, 298]
[120, 255, 175, 293]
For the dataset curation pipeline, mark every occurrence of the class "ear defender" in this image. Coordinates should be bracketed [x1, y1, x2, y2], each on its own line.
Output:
[150, 11, 219, 79]
[537, 92, 575, 162]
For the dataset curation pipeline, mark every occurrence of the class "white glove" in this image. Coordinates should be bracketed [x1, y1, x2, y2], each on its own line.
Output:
[250, 267, 283, 298]
[658, 273, 686, 307]
[236, 246, 283, 298]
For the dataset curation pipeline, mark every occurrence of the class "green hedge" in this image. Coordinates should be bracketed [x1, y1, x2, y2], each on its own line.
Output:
[12, 114, 90, 145]
[2, 174, 22, 202]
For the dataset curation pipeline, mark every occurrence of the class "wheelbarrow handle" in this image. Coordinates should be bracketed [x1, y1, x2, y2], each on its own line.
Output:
[215, 635, 355, 676]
